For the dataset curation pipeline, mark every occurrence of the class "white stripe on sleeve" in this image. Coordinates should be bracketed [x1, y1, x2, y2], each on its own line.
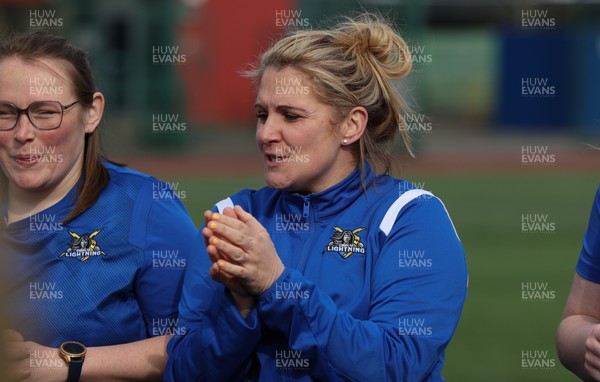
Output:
[379, 189, 433, 236]
[215, 197, 234, 213]
[379, 189, 460, 240]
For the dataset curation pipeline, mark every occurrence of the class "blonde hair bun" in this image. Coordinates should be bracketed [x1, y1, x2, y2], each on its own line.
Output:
[335, 14, 412, 82]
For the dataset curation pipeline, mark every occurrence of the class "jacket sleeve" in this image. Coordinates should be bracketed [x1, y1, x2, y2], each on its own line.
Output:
[164, 222, 262, 381]
[256, 196, 468, 381]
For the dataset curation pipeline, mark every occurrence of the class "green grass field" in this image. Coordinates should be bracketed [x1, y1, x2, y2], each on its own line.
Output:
[170, 172, 598, 382]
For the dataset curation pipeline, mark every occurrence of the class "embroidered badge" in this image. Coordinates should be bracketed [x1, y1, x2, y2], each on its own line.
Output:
[323, 226, 366, 259]
[60, 229, 107, 261]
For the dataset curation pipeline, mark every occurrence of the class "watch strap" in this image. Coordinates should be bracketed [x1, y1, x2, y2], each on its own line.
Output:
[65, 358, 83, 382]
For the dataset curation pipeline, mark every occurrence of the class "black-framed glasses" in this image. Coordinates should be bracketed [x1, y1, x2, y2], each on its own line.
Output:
[0, 100, 80, 131]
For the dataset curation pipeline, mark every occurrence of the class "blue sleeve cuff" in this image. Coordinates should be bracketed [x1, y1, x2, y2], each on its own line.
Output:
[256, 268, 322, 335]
[257, 267, 293, 304]
[222, 288, 260, 330]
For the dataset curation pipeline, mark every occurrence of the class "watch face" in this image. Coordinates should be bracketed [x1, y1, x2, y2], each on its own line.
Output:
[61, 341, 85, 356]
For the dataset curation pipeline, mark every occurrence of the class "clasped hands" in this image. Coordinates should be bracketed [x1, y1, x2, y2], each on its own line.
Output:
[202, 206, 285, 315]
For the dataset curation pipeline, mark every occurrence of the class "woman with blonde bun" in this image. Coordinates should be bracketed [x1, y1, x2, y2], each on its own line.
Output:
[166, 13, 467, 382]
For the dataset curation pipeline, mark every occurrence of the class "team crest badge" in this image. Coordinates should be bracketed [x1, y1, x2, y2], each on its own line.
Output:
[60, 229, 107, 261]
[323, 226, 367, 258]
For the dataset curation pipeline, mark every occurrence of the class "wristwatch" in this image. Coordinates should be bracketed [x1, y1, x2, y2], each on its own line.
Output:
[59, 341, 86, 382]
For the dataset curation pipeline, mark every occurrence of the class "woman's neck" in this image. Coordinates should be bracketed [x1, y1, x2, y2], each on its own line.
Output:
[7, 174, 79, 224]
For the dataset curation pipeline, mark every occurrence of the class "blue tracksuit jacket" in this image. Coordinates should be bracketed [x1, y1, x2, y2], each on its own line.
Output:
[165, 164, 468, 381]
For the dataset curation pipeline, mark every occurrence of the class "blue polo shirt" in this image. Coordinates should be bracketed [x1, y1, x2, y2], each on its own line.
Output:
[1, 162, 197, 347]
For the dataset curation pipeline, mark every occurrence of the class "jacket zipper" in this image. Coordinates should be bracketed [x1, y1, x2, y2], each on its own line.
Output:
[296, 195, 313, 274]
[302, 197, 310, 219]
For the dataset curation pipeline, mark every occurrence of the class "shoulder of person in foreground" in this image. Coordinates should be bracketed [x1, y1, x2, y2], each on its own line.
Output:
[557, 184, 600, 381]
[103, 161, 198, 327]
[576, 184, 600, 283]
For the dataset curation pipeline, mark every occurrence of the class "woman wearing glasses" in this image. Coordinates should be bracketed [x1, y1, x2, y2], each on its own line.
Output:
[0, 32, 197, 381]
